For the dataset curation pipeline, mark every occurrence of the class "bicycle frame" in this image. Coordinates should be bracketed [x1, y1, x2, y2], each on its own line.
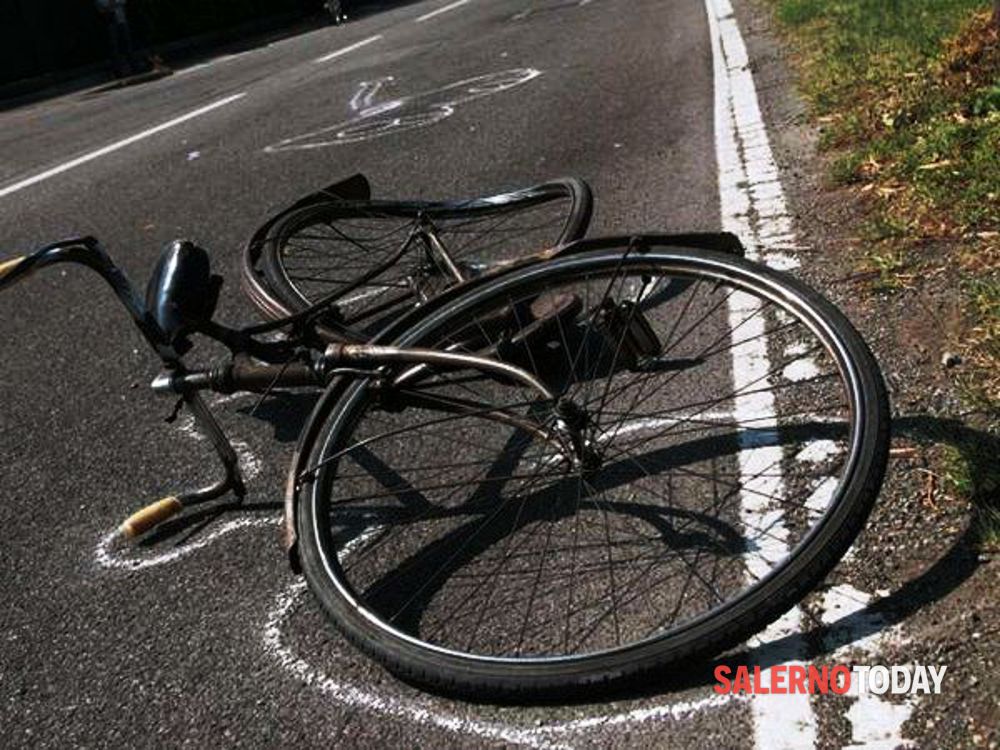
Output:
[0, 223, 748, 558]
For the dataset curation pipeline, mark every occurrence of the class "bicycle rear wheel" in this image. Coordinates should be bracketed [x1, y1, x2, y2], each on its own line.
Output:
[295, 239, 889, 697]
[251, 178, 592, 339]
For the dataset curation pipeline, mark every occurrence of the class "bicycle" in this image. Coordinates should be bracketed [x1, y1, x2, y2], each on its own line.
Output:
[0, 176, 889, 699]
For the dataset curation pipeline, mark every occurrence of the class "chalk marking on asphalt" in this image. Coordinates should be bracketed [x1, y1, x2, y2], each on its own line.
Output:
[350, 77, 395, 112]
[706, 0, 817, 746]
[95, 516, 280, 571]
[175, 406, 263, 482]
[0, 93, 246, 199]
[416, 0, 471, 23]
[94, 391, 269, 571]
[266, 68, 541, 151]
[315, 35, 382, 63]
[86, 392, 902, 746]
[263, 575, 742, 749]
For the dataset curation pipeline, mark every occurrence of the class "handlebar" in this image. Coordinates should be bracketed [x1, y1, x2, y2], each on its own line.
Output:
[0, 255, 26, 282]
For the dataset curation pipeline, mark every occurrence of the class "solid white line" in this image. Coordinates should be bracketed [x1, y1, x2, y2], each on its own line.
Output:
[704, 0, 815, 747]
[0, 93, 246, 199]
[315, 34, 383, 62]
[416, 0, 470, 23]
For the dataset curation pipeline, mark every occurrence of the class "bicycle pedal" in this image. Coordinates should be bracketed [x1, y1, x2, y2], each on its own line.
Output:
[119, 496, 183, 540]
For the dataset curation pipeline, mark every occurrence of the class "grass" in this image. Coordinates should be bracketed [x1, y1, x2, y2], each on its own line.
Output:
[768, 0, 1000, 543]
[770, 0, 1000, 390]
[781, 0, 1000, 235]
[942, 439, 1000, 550]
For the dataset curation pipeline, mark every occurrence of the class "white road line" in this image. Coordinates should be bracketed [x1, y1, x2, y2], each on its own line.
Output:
[0, 93, 246, 199]
[176, 51, 252, 75]
[819, 585, 913, 747]
[315, 34, 382, 63]
[416, 0, 470, 23]
[704, 0, 816, 747]
[176, 61, 214, 75]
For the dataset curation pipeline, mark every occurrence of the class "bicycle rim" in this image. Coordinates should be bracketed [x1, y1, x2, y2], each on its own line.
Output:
[297, 244, 888, 693]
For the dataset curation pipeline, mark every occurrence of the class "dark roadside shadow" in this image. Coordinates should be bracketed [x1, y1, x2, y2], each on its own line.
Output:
[146, 0, 435, 74]
[0, 0, 430, 113]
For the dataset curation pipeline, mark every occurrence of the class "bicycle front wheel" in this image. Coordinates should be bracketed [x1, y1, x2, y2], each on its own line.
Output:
[251, 178, 592, 339]
[295, 239, 889, 697]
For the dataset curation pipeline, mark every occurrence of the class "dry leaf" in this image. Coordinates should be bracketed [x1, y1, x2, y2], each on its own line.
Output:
[917, 160, 953, 171]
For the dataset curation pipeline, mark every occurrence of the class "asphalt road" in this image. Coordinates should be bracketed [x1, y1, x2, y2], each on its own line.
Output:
[0, 1, 897, 748]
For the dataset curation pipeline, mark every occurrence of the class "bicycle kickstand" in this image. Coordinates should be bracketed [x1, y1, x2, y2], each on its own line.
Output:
[117, 391, 246, 541]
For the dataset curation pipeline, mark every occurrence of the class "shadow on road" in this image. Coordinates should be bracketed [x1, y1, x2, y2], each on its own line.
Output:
[131, 404, 994, 707]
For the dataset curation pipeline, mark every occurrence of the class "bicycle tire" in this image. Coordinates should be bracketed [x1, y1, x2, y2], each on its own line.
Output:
[294, 240, 889, 698]
[252, 178, 593, 340]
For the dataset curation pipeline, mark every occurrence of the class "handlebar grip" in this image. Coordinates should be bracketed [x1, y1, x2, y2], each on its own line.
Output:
[119, 496, 183, 540]
[0, 255, 26, 281]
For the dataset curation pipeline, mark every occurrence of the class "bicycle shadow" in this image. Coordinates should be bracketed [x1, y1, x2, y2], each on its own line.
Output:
[535, 414, 993, 704]
[119, 401, 993, 708]
[324, 412, 993, 704]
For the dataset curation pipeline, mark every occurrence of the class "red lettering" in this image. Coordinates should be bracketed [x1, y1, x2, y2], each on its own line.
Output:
[753, 666, 770, 694]
[808, 665, 828, 694]
[733, 666, 751, 693]
[788, 664, 807, 693]
[771, 665, 787, 694]
[714, 665, 732, 694]
[831, 665, 851, 695]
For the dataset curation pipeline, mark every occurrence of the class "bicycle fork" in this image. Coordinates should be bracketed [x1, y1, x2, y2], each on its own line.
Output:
[118, 391, 246, 539]
[0, 238, 249, 540]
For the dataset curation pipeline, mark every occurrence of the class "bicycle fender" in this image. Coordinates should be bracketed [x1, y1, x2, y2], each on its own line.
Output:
[550, 232, 747, 258]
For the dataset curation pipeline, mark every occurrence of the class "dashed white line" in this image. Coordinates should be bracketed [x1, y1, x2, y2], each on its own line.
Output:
[0, 93, 246, 199]
[416, 0, 471, 23]
[315, 34, 383, 63]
